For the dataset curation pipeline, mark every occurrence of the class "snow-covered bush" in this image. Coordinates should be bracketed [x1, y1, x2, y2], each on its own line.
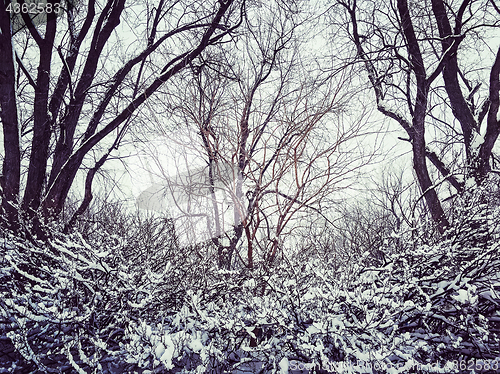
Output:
[1, 183, 500, 373]
[0, 224, 195, 373]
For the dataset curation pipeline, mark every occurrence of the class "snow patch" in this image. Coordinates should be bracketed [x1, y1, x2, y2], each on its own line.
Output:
[279, 357, 289, 373]
[471, 132, 485, 154]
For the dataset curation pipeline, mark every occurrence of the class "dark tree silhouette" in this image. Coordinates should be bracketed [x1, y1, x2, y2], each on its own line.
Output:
[0, 0, 244, 235]
[333, 0, 500, 233]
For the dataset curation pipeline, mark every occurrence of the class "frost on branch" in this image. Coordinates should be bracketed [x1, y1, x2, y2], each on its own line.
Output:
[1, 183, 500, 373]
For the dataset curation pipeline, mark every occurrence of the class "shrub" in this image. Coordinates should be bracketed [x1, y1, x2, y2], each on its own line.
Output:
[1, 184, 500, 373]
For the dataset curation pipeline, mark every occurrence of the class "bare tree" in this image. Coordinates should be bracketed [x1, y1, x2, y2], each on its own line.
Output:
[332, 0, 500, 233]
[135, 2, 378, 269]
[0, 0, 244, 236]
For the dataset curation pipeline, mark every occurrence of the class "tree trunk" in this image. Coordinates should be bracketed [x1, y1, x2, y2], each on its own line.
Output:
[22, 12, 57, 216]
[48, 0, 124, 189]
[476, 46, 500, 182]
[399, 0, 449, 233]
[0, 4, 21, 230]
[431, 0, 476, 160]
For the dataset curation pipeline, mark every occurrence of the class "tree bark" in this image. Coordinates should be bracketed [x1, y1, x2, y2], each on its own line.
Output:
[477, 46, 500, 181]
[22, 7, 58, 215]
[47, 0, 125, 189]
[0, 3, 21, 229]
[431, 0, 476, 160]
[398, 0, 449, 233]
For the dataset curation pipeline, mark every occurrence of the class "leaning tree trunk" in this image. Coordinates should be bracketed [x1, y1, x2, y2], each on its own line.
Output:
[341, 0, 450, 234]
[398, 0, 449, 233]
